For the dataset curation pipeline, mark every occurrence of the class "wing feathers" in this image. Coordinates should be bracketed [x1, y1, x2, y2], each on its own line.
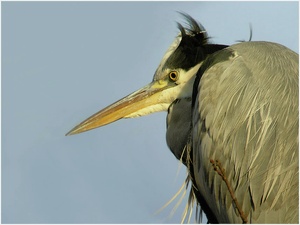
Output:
[192, 41, 298, 223]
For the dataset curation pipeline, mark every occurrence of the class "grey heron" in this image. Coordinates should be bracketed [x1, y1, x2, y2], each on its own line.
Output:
[66, 13, 299, 223]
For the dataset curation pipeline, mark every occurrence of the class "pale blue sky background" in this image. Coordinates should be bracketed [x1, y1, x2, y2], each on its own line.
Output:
[2, 1, 299, 224]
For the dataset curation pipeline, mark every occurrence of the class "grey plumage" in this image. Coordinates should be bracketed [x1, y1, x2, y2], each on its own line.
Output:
[190, 41, 298, 223]
[67, 13, 299, 223]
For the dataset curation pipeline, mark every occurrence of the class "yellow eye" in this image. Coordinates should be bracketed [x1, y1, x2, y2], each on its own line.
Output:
[169, 71, 179, 82]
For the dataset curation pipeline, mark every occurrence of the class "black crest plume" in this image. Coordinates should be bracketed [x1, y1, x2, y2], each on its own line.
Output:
[164, 12, 227, 71]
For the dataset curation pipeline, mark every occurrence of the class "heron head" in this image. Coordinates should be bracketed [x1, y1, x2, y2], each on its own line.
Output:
[66, 13, 227, 135]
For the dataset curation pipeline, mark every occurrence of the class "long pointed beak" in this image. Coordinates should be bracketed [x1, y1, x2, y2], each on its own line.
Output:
[66, 80, 171, 136]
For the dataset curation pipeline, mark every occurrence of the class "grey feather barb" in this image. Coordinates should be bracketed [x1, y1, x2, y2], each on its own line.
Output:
[210, 159, 248, 223]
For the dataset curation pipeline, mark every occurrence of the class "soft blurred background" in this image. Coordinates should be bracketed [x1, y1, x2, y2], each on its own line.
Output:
[2, 1, 298, 223]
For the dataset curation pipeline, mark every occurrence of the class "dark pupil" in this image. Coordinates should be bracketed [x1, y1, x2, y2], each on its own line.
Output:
[170, 72, 176, 80]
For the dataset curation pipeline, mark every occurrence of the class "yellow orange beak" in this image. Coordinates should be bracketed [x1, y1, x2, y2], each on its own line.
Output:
[66, 80, 172, 136]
